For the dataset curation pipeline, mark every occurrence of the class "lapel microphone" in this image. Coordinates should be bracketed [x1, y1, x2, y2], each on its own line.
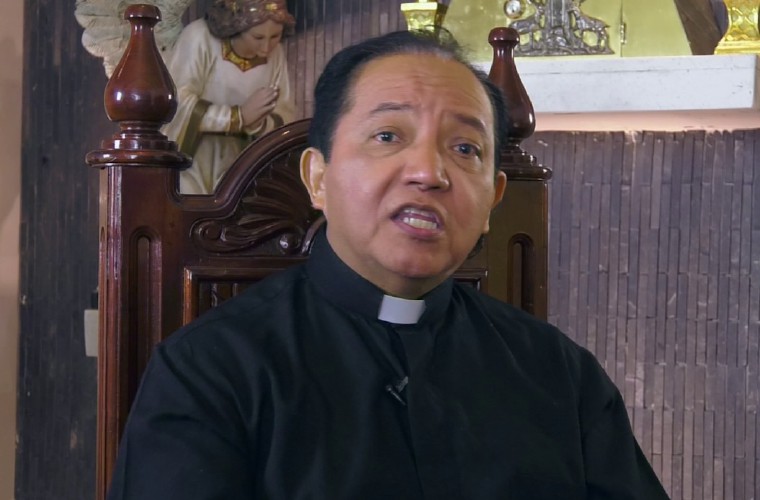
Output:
[385, 376, 409, 406]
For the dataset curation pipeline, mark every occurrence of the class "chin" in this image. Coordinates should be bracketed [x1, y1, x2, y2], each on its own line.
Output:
[388, 258, 455, 282]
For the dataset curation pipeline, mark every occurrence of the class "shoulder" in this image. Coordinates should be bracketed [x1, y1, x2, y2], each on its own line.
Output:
[173, 18, 216, 52]
[454, 285, 621, 417]
[454, 284, 573, 348]
[162, 264, 307, 352]
[179, 18, 213, 39]
[453, 284, 609, 384]
[133, 265, 310, 416]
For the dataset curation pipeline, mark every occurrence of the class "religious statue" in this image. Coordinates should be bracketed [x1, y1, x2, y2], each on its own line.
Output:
[504, 0, 613, 56]
[75, 0, 297, 195]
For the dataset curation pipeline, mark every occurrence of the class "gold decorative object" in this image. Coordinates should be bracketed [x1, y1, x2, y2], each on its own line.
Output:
[714, 0, 760, 54]
[401, 0, 449, 32]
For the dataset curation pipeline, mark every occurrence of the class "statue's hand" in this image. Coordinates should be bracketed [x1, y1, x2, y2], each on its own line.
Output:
[240, 85, 280, 128]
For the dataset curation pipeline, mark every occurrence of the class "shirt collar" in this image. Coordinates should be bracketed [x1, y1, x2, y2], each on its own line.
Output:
[306, 228, 452, 325]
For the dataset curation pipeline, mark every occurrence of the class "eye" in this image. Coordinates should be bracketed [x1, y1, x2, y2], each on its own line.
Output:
[374, 131, 399, 143]
[454, 142, 481, 159]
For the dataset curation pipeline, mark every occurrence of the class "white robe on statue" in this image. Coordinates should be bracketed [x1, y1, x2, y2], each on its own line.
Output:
[163, 19, 295, 195]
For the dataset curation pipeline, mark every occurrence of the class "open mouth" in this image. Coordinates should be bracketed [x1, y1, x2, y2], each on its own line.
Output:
[395, 207, 442, 231]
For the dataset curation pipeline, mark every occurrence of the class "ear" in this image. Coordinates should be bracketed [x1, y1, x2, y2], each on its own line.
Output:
[481, 170, 507, 234]
[300, 147, 327, 211]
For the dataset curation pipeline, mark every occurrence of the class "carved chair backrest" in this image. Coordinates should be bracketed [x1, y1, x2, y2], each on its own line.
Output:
[88, 11, 550, 498]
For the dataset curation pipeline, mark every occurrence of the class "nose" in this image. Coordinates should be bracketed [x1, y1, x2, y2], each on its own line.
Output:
[402, 142, 450, 191]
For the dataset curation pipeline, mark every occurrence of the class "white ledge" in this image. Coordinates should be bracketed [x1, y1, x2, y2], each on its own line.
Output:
[478, 54, 760, 131]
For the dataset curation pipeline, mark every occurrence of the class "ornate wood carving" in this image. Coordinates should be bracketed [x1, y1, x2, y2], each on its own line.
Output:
[192, 148, 323, 255]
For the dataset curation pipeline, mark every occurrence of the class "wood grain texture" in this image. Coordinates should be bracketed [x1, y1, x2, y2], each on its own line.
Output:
[16, 0, 108, 498]
[673, 0, 723, 55]
[528, 128, 760, 499]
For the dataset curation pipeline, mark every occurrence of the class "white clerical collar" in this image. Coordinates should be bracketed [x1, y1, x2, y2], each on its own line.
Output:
[377, 294, 426, 324]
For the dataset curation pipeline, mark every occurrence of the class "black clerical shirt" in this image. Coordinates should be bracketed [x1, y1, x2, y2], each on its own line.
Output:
[107, 231, 669, 499]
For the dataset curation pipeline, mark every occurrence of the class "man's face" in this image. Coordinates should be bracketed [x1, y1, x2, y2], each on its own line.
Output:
[301, 53, 507, 298]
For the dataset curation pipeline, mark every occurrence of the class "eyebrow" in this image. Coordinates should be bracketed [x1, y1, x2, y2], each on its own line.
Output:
[368, 102, 414, 116]
[368, 102, 489, 137]
[452, 112, 488, 137]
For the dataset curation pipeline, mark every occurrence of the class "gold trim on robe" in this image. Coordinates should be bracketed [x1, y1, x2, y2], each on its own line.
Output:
[222, 39, 268, 71]
[179, 99, 212, 156]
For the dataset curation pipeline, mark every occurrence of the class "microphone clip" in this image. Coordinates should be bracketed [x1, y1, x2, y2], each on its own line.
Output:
[385, 376, 408, 406]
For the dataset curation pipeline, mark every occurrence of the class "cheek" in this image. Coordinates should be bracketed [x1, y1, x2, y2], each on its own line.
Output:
[454, 182, 495, 224]
[326, 156, 369, 194]
[323, 143, 395, 212]
[325, 172, 383, 224]
[330, 176, 364, 209]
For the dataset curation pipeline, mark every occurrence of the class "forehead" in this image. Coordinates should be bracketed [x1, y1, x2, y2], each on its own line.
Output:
[246, 19, 283, 35]
[345, 53, 493, 125]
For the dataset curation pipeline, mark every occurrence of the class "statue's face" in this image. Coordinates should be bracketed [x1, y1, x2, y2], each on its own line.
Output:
[234, 20, 283, 58]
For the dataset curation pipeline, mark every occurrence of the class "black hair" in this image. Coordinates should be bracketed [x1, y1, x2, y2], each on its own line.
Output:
[308, 30, 507, 171]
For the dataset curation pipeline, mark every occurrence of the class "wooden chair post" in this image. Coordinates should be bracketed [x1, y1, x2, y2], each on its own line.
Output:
[486, 27, 552, 320]
[84, 5, 190, 499]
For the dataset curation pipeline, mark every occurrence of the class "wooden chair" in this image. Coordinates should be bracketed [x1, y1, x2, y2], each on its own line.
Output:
[86, 5, 551, 498]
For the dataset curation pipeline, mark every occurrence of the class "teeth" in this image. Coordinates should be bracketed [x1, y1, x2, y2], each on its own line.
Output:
[398, 207, 440, 231]
[401, 216, 438, 230]
[404, 208, 435, 218]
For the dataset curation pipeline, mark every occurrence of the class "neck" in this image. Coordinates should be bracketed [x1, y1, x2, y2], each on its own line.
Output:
[347, 260, 447, 300]
[377, 276, 445, 300]
[324, 231, 450, 300]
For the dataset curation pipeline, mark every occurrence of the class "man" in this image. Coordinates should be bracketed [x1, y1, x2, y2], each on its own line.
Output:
[107, 30, 669, 499]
